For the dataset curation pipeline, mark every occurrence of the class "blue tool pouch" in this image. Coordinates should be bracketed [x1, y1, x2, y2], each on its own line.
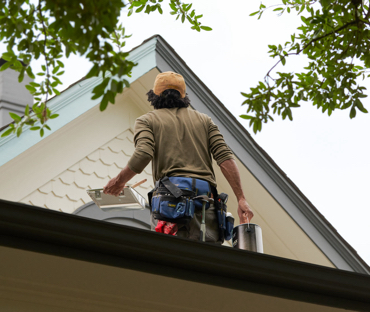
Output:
[151, 194, 195, 224]
[149, 176, 211, 224]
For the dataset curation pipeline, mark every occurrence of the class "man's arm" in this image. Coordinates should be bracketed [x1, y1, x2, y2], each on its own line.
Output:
[103, 165, 137, 196]
[104, 116, 153, 196]
[219, 159, 254, 224]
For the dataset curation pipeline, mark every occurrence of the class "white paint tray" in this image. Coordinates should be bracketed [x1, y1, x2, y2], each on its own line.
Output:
[86, 187, 147, 212]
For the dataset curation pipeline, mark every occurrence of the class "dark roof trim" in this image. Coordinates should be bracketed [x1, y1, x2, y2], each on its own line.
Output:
[1, 200, 370, 311]
[153, 35, 370, 274]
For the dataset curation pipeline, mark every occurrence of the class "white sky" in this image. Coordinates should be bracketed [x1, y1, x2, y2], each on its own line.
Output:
[2, 1, 370, 266]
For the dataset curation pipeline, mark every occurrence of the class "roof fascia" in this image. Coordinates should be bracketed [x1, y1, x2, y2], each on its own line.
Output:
[1, 199, 370, 312]
[153, 36, 369, 274]
[0, 37, 158, 167]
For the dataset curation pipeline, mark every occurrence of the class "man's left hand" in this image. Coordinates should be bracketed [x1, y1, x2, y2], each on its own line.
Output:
[103, 176, 126, 196]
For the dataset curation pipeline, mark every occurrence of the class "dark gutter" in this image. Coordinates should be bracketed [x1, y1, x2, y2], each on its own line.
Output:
[1, 200, 370, 311]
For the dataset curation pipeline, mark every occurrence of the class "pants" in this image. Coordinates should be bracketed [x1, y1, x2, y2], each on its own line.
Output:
[151, 203, 221, 244]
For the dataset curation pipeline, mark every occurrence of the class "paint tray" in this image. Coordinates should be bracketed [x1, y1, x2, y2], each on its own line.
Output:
[86, 187, 147, 212]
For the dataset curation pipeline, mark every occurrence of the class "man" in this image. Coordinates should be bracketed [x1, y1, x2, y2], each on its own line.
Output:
[103, 71, 253, 242]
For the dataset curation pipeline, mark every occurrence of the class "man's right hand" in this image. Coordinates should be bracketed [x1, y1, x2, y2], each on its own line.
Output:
[238, 198, 254, 224]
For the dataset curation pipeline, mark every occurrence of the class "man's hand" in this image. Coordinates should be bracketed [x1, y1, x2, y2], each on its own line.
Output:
[219, 159, 254, 224]
[103, 165, 137, 196]
[238, 198, 254, 224]
[103, 176, 126, 196]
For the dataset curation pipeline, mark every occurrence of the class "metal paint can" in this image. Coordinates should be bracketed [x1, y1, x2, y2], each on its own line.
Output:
[232, 223, 263, 253]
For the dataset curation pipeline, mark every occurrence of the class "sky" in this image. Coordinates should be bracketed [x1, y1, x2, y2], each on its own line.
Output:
[2, 1, 370, 266]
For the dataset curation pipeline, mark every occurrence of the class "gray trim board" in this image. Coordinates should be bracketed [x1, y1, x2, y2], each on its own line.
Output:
[1, 199, 370, 311]
[153, 35, 369, 274]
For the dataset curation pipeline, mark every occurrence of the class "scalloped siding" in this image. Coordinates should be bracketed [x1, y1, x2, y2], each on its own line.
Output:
[20, 129, 153, 213]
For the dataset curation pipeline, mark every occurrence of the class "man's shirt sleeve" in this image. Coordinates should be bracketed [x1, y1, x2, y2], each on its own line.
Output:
[127, 116, 154, 174]
[208, 117, 234, 165]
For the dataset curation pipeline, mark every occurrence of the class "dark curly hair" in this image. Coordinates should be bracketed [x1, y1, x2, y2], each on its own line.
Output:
[146, 89, 191, 109]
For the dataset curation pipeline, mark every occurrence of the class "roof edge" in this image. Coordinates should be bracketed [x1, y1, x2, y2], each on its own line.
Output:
[1, 200, 370, 311]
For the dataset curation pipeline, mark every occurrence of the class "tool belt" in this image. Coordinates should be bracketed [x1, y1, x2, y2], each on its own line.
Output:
[148, 176, 212, 224]
[148, 176, 234, 241]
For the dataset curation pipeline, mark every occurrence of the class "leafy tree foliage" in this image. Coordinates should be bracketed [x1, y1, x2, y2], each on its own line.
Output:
[242, 0, 370, 133]
[0, 0, 210, 138]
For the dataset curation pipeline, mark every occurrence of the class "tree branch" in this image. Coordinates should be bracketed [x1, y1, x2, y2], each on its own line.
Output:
[265, 20, 359, 82]
[37, 2, 49, 120]
[300, 20, 358, 53]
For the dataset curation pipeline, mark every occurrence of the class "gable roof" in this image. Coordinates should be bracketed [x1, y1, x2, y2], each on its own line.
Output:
[0, 35, 368, 274]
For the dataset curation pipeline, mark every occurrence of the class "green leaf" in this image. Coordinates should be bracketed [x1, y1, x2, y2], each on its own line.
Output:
[107, 90, 115, 104]
[26, 66, 35, 79]
[57, 60, 64, 68]
[40, 128, 44, 137]
[350, 106, 356, 119]
[111, 79, 118, 93]
[273, 7, 284, 11]
[1, 128, 14, 137]
[100, 94, 109, 111]
[181, 14, 185, 23]
[18, 69, 25, 83]
[280, 55, 286, 66]
[0, 61, 11, 71]
[1, 52, 13, 62]
[240, 114, 252, 119]
[9, 112, 22, 122]
[25, 85, 36, 93]
[49, 114, 59, 119]
[16, 125, 23, 137]
[52, 66, 60, 74]
[30, 126, 41, 131]
[136, 5, 145, 12]
[25, 104, 29, 116]
[85, 64, 99, 79]
[355, 99, 368, 113]
[200, 26, 212, 31]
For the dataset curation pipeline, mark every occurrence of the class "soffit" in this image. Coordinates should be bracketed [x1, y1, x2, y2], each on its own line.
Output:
[0, 245, 354, 312]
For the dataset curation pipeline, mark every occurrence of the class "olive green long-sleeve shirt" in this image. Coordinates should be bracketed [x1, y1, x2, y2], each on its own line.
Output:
[127, 107, 234, 187]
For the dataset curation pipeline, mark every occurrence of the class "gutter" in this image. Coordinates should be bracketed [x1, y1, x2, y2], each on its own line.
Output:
[0, 199, 370, 311]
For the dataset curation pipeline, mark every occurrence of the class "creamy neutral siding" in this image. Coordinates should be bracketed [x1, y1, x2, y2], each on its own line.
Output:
[19, 129, 153, 213]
